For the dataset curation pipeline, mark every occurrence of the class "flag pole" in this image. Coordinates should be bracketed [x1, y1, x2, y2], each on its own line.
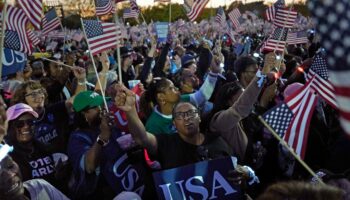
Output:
[257, 116, 325, 185]
[0, 0, 8, 79]
[41, 57, 76, 69]
[169, 0, 172, 24]
[114, 3, 123, 84]
[80, 18, 109, 112]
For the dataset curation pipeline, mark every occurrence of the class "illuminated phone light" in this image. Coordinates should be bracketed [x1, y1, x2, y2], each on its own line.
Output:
[297, 67, 304, 73]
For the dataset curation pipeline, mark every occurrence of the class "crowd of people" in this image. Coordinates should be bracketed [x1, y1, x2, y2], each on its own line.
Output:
[0, 11, 350, 200]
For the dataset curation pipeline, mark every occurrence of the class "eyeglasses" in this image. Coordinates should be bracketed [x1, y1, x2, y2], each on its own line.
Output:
[174, 109, 198, 120]
[25, 89, 45, 98]
[14, 119, 35, 128]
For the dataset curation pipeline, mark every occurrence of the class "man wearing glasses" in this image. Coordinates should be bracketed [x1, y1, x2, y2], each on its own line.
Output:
[116, 85, 233, 170]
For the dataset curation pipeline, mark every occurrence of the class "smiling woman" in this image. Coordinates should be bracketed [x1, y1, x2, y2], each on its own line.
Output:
[4, 103, 65, 193]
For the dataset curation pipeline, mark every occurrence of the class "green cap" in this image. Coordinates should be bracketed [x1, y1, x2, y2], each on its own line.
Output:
[73, 91, 109, 112]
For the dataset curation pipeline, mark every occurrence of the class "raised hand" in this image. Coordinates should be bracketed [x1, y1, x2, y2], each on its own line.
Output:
[262, 52, 279, 75]
[99, 52, 110, 72]
[72, 66, 86, 81]
[114, 84, 136, 112]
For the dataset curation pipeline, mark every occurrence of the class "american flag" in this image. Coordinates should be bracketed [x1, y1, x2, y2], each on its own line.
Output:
[265, 0, 285, 21]
[95, 0, 115, 16]
[1, 5, 32, 54]
[123, 8, 139, 19]
[284, 82, 318, 159]
[308, 0, 350, 136]
[82, 20, 118, 55]
[261, 27, 288, 53]
[28, 30, 40, 46]
[306, 53, 338, 109]
[185, 0, 209, 22]
[273, 8, 298, 28]
[130, 0, 140, 13]
[42, 8, 61, 35]
[287, 30, 308, 45]
[228, 8, 242, 29]
[18, 0, 43, 30]
[263, 79, 318, 159]
[215, 7, 226, 27]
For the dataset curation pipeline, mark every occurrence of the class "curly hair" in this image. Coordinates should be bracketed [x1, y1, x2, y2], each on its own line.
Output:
[11, 80, 48, 106]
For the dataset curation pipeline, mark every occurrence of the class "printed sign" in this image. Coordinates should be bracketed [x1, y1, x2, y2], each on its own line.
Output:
[153, 157, 243, 200]
[155, 22, 169, 42]
[2, 48, 26, 77]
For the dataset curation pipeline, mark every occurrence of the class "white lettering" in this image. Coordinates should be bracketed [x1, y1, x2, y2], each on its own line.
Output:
[159, 183, 174, 200]
[175, 180, 187, 200]
[209, 171, 236, 199]
[186, 176, 208, 200]
[32, 170, 40, 178]
[122, 168, 139, 190]
[113, 153, 132, 177]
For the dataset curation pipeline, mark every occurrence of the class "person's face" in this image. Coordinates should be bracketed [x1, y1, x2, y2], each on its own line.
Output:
[242, 64, 258, 86]
[0, 156, 24, 200]
[159, 80, 180, 105]
[13, 113, 35, 144]
[83, 106, 102, 127]
[25, 87, 45, 112]
[123, 55, 133, 68]
[181, 69, 199, 92]
[187, 63, 197, 74]
[173, 103, 200, 137]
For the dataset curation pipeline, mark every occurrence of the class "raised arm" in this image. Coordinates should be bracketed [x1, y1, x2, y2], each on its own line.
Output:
[115, 84, 158, 155]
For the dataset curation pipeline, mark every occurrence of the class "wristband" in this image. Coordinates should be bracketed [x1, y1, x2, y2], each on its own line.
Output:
[256, 70, 266, 88]
[78, 81, 86, 86]
[96, 135, 109, 147]
[243, 165, 260, 185]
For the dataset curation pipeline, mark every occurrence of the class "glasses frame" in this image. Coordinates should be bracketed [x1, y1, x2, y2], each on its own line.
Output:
[25, 89, 45, 98]
[173, 109, 199, 120]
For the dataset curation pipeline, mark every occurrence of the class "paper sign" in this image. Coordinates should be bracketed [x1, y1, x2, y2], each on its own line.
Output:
[155, 22, 169, 42]
[153, 157, 243, 200]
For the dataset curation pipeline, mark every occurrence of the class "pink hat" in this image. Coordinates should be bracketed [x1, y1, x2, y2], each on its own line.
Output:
[6, 103, 38, 121]
[283, 83, 304, 99]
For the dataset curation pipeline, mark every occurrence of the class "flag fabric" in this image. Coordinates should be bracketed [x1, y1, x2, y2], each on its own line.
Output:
[82, 20, 118, 55]
[185, 0, 209, 22]
[273, 8, 298, 28]
[284, 85, 318, 159]
[27, 30, 40, 46]
[42, 9, 61, 35]
[263, 103, 294, 137]
[265, 0, 285, 21]
[215, 7, 226, 27]
[95, 0, 115, 16]
[261, 27, 288, 53]
[1, 5, 32, 54]
[286, 30, 308, 45]
[306, 53, 338, 109]
[18, 0, 43, 30]
[307, 0, 350, 136]
[123, 8, 139, 19]
[263, 79, 318, 159]
[228, 8, 242, 29]
[130, 0, 140, 13]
